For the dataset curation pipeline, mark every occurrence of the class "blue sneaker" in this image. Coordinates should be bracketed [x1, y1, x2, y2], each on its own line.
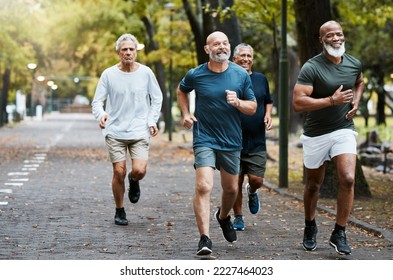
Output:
[246, 184, 260, 214]
[233, 215, 245, 231]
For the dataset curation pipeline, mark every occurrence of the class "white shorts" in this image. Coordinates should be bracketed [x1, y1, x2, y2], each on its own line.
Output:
[300, 129, 358, 169]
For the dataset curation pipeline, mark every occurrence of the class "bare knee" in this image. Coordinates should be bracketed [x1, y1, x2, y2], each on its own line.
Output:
[305, 181, 321, 195]
[339, 173, 355, 190]
[131, 168, 146, 180]
[196, 180, 212, 196]
[113, 164, 127, 181]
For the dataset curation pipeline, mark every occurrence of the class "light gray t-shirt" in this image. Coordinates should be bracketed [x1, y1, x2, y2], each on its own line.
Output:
[92, 63, 163, 140]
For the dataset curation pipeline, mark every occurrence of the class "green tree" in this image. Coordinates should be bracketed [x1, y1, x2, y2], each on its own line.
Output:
[334, 0, 393, 126]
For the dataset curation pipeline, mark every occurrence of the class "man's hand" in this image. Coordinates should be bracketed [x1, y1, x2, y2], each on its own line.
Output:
[99, 114, 109, 129]
[226, 90, 240, 107]
[183, 113, 197, 129]
[149, 125, 159, 137]
[264, 115, 273, 131]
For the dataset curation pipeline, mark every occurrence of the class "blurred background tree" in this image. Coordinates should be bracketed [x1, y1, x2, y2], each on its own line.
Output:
[1, 0, 392, 134]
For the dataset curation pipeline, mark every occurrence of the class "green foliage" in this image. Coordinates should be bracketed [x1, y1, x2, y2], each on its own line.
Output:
[1, 0, 393, 109]
[333, 0, 393, 86]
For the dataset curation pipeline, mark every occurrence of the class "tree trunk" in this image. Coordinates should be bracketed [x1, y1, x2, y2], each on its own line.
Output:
[184, 0, 241, 64]
[293, 0, 331, 65]
[1, 68, 11, 127]
[141, 16, 168, 129]
[183, 0, 207, 64]
[320, 158, 372, 198]
[212, 0, 241, 58]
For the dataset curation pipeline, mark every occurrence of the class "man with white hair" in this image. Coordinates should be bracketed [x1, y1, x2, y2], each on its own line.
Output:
[92, 34, 163, 226]
[293, 21, 364, 255]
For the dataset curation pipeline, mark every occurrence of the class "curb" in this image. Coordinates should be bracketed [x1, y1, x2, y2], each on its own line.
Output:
[263, 181, 393, 244]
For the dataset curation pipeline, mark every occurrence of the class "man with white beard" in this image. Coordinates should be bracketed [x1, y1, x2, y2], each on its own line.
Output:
[293, 21, 364, 255]
[177, 31, 257, 256]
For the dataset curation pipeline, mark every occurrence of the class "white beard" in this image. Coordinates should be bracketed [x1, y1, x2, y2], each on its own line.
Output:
[324, 42, 346, 58]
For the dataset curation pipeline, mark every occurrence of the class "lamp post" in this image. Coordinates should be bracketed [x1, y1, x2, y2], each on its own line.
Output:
[27, 63, 37, 117]
[47, 80, 55, 112]
[165, 2, 175, 141]
[278, 0, 288, 188]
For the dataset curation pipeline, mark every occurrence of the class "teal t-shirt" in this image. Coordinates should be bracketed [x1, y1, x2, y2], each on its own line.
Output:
[179, 62, 256, 151]
[297, 53, 362, 137]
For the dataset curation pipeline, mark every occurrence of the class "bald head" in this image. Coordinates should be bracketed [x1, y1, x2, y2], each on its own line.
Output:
[206, 31, 229, 45]
[319, 21, 343, 38]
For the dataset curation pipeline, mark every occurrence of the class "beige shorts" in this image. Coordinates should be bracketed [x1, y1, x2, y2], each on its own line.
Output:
[105, 136, 150, 163]
[300, 129, 358, 169]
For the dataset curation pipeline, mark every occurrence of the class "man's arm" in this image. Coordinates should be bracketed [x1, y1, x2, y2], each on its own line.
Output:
[177, 85, 197, 129]
[226, 90, 256, 115]
[345, 72, 364, 120]
[293, 84, 326, 112]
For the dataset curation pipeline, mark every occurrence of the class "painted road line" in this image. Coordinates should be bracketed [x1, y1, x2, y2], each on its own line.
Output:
[8, 172, 29, 176]
[9, 178, 28, 182]
[0, 189, 12, 194]
[4, 182, 23, 186]
[23, 164, 40, 168]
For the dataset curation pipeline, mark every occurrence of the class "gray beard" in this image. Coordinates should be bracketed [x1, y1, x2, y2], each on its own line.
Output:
[324, 42, 346, 58]
[210, 51, 230, 63]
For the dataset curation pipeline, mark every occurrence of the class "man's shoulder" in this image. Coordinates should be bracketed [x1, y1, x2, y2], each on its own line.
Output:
[305, 53, 325, 65]
[137, 63, 153, 72]
[229, 61, 248, 75]
[343, 53, 362, 65]
[251, 71, 267, 80]
[185, 63, 208, 76]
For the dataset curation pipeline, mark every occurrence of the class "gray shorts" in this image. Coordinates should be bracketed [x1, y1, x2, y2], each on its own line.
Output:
[240, 151, 267, 177]
[300, 129, 357, 169]
[194, 146, 240, 175]
[105, 136, 150, 163]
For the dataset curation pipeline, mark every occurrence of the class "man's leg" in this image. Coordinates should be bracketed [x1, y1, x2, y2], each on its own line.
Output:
[194, 167, 215, 237]
[112, 160, 129, 225]
[219, 169, 239, 219]
[302, 165, 325, 251]
[303, 166, 325, 221]
[334, 154, 356, 226]
[246, 173, 264, 214]
[233, 173, 245, 216]
[112, 160, 127, 208]
[328, 154, 356, 255]
[130, 158, 147, 181]
[247, 174, 263, 193]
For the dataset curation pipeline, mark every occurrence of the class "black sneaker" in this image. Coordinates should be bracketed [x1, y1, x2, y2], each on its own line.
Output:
[128, 173, 140, 203]
[303, 225, 317, 251]
[114, 207, 128, 225]
[196, 234, 212, 256]
[329, 230, 351, 255]
[215, 208, 237, 243]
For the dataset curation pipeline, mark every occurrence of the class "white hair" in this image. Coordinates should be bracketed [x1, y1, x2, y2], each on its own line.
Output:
[115, 34, 139, 52]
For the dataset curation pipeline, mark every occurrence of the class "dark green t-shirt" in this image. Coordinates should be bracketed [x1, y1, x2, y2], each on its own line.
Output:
[297, 53, 362, 137]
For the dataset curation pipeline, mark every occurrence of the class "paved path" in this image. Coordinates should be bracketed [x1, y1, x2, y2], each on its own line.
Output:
[0, 113, 392, 260]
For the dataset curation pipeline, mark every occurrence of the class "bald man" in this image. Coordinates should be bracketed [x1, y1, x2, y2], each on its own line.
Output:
[293, 21, 364, 255]
[177, 31, 257, 256]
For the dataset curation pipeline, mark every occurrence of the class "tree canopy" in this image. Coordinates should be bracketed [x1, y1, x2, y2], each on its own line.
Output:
[1, 0, 392, 127]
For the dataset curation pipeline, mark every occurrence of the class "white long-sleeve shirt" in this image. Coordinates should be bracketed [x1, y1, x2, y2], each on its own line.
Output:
[91, 63, 163, 140]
